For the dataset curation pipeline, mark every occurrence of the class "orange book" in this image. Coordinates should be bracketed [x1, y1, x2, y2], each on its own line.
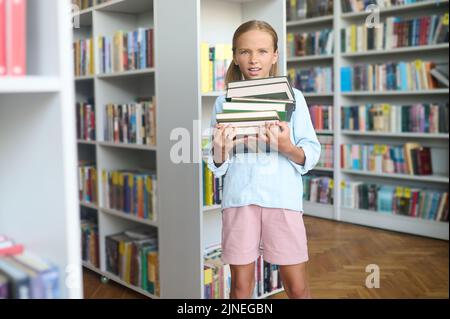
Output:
[5, 0, 26, 75]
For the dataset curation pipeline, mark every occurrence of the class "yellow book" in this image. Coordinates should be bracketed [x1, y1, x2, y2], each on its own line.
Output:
[204, 267, 213, 285]
[200, 42, 210, 93]
[205, 166, 213, 206]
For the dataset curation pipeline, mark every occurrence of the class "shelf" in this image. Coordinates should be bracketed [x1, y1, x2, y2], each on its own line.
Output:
[95, 0, 153, 14]
[203, 205, 221, 212]
[100, 206, 158, 227]
[80, 201, 99, 210]
[102, 270, 159, 299]
[77, 139, 97, 145]
[312, 167, 334, 172]
[341, 89, 449, 96]
[0, 76, 61, 93]
[341, 0, 450, 19]
[259, 287, 284, 299]
[341, 131, 449, 139]
[82, 261, 101, 274]
[98, 141, 157, 151]
[342, 43, 450, 58]
[287, 55, 333, 63]
[286, 15, 333, 27]
[316, 130, 334, 135]
[303, 201, 335, 220]
[341, 168, 449, 183]
[75, 75, 95, 81]
[202, 91, 225, 97]
[340, 207, 449, 240]
[303, 92, 334, 97]
[97, 68, 155, 79]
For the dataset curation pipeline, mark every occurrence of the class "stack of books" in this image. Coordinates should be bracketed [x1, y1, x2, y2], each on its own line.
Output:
[216, 76, 296, 153]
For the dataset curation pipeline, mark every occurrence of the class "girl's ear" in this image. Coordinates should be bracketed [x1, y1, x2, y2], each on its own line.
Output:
[272, 49, 279, 65]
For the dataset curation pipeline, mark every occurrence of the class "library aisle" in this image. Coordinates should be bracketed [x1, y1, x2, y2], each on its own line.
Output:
[0, 0, 448, 300]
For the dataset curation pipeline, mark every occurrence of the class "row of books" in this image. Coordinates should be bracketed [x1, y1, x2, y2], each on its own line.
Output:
[340, 142, 436, 175]
[80, 207, 100, 268]
[0, 0, 26, 76]
[341, 103, 449, 133]
[102, 169, 157, 222]
[105, 229, 159, 296]
[103, 97, 156, 146]
[76, 101, 96, 141]
[341, 181, 449, 222]
[200, 43, 233, 93]
[97, 28, 154, 74]
[202, 161, 223, 207]
[203, 244, 283, 299]
[317, 135, 334, 168]
[341, 14, 449, 53]
[302, 175, 334, 205]
[288, 66, 333, 93]
[78, 161, 98, 204]
[286, 0, 333, 21]
[287, 29, 334, 57]
[340, 0, 429, 13]
[340, 60, 446, 92]
[72, 0, 95, 10]
[0, 235, 60, 299]
[309, 104, 334, 130]
[203, 244, 230, 299]
[73, 38, 94, 77]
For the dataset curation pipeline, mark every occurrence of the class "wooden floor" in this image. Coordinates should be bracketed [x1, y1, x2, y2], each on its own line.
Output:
[83, 215, 449, 299]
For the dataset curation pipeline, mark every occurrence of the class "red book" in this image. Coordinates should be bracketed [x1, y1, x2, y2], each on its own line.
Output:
[417, 147, 433, 175]
[0, 243, 24, 256]
[0, 0, 6, 75]
[5, 0, 26, 76]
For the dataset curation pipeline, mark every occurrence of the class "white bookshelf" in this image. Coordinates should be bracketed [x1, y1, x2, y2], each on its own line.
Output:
[286, 0, 449, 240]
[0, 0, 82, 298]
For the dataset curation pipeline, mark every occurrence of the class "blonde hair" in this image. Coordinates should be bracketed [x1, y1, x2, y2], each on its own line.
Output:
[225, 20, 279, 86]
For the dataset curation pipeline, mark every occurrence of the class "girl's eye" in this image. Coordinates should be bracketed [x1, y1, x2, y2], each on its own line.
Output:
[239, 50, 249, 55]
[259, 50, 268, 54]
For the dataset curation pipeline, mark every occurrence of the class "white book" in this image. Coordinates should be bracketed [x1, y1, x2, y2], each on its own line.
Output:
[216, 110, 279, 122]
[222, 101, 286, 112]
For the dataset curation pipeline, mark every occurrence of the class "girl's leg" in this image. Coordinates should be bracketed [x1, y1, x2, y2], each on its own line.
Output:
[230, 262, 256, 299]
[279, 262, 311, 299]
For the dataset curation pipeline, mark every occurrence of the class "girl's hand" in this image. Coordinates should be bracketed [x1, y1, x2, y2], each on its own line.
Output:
[258, 121, 293, 154]
[212, 124, 238, 164]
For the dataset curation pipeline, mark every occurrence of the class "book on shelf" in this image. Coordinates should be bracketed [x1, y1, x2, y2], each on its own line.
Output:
[430, 62, 449, 88]
[341, 103, 449, 134]
[72, 0, 95, 10]
[78, 160, 98, 205]
[81, 207, 100, 268]
[288, 66, 333, 93]
[286, 0, 333, 21]
[341, 13, 449, 54]
[105, 229, 159, 296]
[73, 38, 94, 77]
[341, 180, 449, 222]
[287, 29, 334, 58]
[302, 175, 334, 205]
[103, 96, 156, 146]
[340, 60, 444, 92]
[102, 169, 157, 222]
[0, 236, 60, 299]
[200, 42, 233, 93]
[202, 160, 223, 207]
[317, 135, 334, 168]
[309, 104, 333, 130]
[98, 28, 154, 74]
[340, 0, 436, 13]
[76, 100, 96, 141]
[340, 142, 441, 176]
[0, 0, 26, 76]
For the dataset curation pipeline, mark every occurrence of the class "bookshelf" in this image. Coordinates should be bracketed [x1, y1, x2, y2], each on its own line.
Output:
[0, 0, 82, 298]
[286, 0, 449, 240]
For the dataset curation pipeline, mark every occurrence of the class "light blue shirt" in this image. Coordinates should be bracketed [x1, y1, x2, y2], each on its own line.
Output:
[207, 88, 321, 212]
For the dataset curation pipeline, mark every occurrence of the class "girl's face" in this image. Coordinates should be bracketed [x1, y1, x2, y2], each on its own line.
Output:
[234, 29, 278, 80]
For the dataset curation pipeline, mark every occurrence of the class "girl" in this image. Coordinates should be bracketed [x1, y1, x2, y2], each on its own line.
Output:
[207, 20, 321, 299]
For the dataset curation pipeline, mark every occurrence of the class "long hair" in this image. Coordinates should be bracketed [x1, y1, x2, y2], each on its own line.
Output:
[225, 20, 279, 86]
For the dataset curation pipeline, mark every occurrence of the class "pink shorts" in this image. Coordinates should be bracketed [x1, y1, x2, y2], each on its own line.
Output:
[221, 205, 309, 265]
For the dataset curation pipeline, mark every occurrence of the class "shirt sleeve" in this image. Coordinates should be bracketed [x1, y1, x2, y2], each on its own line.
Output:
[288, 90, 321, 175]
[207, 96, 231, 178]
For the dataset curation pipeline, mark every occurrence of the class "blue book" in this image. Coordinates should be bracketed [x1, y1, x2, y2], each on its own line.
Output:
[341, 67, 353, 92]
